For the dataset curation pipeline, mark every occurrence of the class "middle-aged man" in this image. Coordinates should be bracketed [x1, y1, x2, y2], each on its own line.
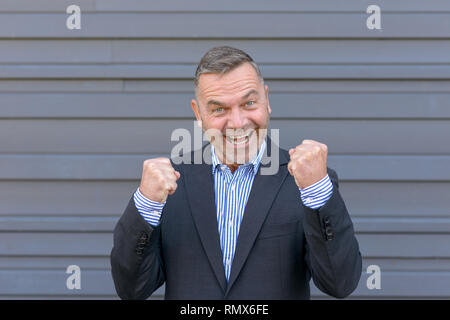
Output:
[111, 46, 362, 300]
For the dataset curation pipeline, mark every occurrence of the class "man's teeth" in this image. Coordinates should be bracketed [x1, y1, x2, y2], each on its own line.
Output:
[226, 133, 251, 145]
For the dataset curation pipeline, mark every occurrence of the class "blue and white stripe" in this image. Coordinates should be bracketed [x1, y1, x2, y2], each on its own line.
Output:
[211, 140, 266, 281]
[134, 188, 165, 226]
[299, 174, 333, 210]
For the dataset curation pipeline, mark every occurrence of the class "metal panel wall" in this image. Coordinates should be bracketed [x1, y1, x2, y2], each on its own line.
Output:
[0, 0, 449, 299]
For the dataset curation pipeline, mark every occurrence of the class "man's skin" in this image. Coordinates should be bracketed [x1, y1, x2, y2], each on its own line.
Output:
[139, 62, 329, 203]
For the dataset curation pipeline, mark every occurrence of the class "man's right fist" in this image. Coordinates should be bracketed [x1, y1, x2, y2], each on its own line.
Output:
[139, 158, 181, 204]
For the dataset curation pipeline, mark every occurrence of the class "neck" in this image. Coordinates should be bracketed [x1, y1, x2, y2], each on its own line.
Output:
[227, 163, 239, 174]
[212, 135, 267, 174]
[215, 152, 240, 174]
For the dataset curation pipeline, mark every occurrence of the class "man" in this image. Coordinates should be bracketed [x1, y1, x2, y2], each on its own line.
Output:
[110, 46, 362, 299]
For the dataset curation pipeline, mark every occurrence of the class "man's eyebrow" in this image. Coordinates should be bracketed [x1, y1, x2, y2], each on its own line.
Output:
[241, 89, 259, 100]
[206, 99, 227, 107]
[205, 89, 259, 107]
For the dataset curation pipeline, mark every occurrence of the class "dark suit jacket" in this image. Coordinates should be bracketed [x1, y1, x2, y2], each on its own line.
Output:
[110, 137, 362, 299]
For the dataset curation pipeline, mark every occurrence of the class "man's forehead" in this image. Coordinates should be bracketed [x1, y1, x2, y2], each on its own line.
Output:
[201, 80, 259, 96]
[197, 68, 262, 101]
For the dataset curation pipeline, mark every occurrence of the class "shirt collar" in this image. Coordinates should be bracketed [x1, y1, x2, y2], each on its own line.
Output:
[211, 138, 266, 175]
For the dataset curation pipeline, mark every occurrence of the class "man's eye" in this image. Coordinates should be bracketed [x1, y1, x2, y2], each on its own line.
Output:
[245, 101, 255, 106]
[214, 107, 224, 113]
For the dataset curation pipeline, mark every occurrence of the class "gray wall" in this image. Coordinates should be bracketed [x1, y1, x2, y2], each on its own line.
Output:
[1, 0, 449, 299]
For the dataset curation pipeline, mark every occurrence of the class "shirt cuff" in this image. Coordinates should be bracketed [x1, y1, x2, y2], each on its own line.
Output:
[133, 188, 166, 227]
[299, 174, 333, 210]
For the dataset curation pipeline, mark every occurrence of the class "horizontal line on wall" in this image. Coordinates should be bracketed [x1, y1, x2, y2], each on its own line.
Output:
[0, 154, 449, 180]
[0, 117, 448, 121]
[3, 0, 450, 14]
[5, 10, 450, 14]
[3, 64, 450, 79]
[1, 216, 450, 233]
[1, 12, 450, 39]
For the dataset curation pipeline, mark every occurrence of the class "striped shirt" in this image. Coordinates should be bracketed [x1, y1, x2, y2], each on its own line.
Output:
[134, 139, 333, 281]
[210, 140, 266, 281]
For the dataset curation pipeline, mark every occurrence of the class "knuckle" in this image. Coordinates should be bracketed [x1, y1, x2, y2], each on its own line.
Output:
[169, 183, 177, 192]
[288, 162, 294, 172]
[161, 157, 171, 165]
[166, 174, 176, 184]
[143, 159, 153, 168]
[156, 174, 166, 184]
[153, 157, 168, 165]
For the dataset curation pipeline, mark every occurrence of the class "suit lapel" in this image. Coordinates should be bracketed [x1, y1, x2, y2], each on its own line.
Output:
[183, 144, 227, 293]
[225, 137, 289, 296]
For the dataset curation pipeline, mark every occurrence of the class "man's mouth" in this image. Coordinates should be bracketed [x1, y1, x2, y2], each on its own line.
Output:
[224, 131, 253, 146]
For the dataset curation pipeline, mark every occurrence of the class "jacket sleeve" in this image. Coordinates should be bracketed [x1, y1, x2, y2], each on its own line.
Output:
[303, 167, 362, 298]
[110, 197, 166, 299]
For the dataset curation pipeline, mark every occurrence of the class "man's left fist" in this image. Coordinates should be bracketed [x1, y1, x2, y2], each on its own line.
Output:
[288, 139, 328, 189]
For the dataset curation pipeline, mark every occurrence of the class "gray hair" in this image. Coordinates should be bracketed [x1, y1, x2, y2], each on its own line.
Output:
[194, 46, 263, 91]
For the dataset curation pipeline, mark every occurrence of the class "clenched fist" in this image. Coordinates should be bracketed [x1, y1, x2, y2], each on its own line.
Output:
[288, 140, 328, 189]
[139, 158, 181, 204]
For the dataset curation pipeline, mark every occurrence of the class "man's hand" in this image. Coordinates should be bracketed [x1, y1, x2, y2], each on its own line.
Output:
[288, 140, 328, 189]
[139, 158, 181, 204]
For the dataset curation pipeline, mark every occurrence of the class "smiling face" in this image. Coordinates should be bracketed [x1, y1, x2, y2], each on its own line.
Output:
[191, 62, 272, 169]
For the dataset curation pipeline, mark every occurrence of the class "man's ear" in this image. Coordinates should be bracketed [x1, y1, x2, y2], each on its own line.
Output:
[191, 99, 202, 128]
[265, 84, 272, 114]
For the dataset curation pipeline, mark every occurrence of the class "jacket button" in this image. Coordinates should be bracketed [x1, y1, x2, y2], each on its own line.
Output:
[323, 216, 331, 226]
[325, 226, 333, 241]
[140, 232, 149, 240]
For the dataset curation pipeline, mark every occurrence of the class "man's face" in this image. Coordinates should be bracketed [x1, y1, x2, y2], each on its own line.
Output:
[191, 62, 272, 166]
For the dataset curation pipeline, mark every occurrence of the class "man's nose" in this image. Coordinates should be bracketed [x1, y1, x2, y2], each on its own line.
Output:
[227, 107, 246, 129]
